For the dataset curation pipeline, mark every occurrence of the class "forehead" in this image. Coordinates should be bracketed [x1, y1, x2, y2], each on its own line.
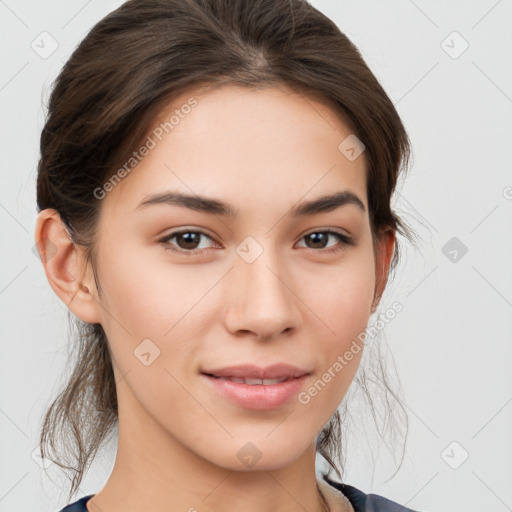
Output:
[101, 83, 368, 216]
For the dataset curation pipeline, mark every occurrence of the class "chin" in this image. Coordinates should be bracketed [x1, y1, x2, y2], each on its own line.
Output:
[201, 435, 311, 472]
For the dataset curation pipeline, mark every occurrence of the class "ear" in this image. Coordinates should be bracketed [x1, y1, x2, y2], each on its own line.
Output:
[370, 228, 396, 314]
[34, 209, 102, 324]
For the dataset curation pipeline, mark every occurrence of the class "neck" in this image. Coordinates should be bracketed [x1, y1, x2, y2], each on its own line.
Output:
[86, 385, 331, 512]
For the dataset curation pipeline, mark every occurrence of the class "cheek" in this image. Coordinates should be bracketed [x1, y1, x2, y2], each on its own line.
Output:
[95, 243, 212, 376]
[96, 241, 174, 330]
[91, 245, 165, 382]
[302, 251, 375, 394]
[302, 251, 376, 337]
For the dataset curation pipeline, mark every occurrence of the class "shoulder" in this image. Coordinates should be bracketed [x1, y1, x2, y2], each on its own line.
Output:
[323, 475, 422, 512]
[57, 494, 94, 512]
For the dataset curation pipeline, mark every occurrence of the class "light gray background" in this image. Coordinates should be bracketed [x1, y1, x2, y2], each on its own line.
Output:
[1, 1, 511, 511]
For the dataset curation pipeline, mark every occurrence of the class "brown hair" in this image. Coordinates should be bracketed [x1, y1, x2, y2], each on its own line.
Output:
[36, 0, 417, 502]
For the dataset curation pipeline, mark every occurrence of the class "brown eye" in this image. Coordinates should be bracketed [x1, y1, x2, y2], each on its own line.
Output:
[298, 230, 355, 253]
[174, 232, 202, 250]
[304, 232, 330, 249]
[159, 230, 216, 254]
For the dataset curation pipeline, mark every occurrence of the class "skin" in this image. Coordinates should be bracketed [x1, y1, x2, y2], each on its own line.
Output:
[35, 83, 395, 512]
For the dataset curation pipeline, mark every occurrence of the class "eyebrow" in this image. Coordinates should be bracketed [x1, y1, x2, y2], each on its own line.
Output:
[136, 190, 366, 217]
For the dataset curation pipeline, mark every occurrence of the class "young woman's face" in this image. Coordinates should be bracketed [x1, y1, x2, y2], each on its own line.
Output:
[86, 84, 391, 471]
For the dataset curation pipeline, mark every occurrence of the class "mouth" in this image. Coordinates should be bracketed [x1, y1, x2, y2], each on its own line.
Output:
[202, 373, 294, 385]
[200, 362, 310, 380]
[200, 371, 310, 410]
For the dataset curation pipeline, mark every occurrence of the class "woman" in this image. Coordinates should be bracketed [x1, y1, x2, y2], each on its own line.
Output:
[34, 0, 420, 510]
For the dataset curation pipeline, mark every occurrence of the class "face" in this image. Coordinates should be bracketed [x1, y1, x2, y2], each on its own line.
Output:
[83, 83, 389, 471]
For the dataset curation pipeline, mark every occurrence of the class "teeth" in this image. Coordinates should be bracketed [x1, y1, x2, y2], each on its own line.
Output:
[262, 377, 288, 385]
[220, 376, 288, 385]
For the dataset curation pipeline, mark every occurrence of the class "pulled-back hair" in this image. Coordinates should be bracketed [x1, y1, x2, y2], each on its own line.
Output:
[36, 0, 416, 502]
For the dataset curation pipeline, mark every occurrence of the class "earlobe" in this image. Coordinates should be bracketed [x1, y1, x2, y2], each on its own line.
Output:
[370, 229, 396, 314]
[34, 209, 102, 324]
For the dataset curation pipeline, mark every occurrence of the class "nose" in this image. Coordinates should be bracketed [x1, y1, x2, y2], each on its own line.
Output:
[222, 247, 302, 340]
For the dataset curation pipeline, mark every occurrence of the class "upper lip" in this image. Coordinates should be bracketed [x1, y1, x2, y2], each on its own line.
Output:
[201, 363, 310, 379]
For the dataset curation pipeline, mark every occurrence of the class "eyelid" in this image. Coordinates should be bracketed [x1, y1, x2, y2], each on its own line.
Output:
[302, 226, 352, 238]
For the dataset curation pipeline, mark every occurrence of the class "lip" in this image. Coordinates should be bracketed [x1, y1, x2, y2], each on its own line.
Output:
[201, 373, 309, 410]
[200, 364, 311, 411]
[201, 363, 310, 380]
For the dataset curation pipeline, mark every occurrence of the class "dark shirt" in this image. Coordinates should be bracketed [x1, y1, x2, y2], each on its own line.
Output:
[58, 475, 421, 511]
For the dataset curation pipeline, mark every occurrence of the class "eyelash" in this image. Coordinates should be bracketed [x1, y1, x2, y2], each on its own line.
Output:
[158, 229, 355, 256]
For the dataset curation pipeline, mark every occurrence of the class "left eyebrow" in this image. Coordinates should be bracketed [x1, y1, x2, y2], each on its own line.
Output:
[135, 190, 366, 217]
[291, 190, 366, 216]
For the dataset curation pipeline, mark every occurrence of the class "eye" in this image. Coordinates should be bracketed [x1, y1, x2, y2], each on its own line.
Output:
[158, 228, 355, 256]
[297, 230, 355, 253]
[159, 229, 218, 255]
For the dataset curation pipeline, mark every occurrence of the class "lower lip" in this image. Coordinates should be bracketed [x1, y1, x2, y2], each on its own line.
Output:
[201, 374, 309, 410]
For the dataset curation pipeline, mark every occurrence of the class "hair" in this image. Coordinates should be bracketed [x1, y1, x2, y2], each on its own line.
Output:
[36, 0, 418, 503]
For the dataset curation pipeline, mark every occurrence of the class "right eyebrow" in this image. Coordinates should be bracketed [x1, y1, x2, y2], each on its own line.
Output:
[136, 191, 238, 217]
